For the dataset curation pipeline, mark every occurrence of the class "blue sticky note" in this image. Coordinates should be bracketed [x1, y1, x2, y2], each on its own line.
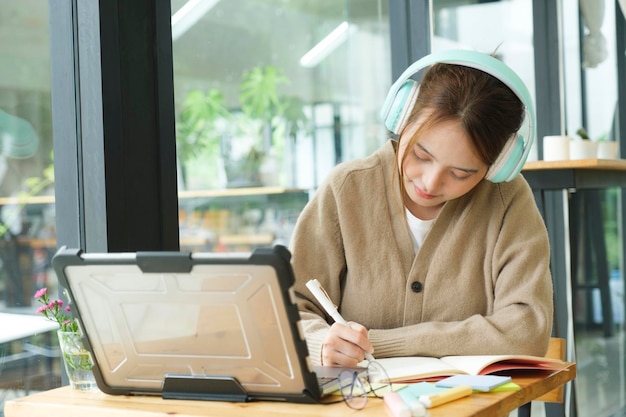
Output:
[436, 375, 512, 392]
[397, 382, 447, 403]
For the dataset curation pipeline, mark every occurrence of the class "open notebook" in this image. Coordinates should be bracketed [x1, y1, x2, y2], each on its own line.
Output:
[52, 245, 339, 403]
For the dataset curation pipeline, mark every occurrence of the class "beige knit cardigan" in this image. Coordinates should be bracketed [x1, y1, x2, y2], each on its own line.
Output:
[290, 140, 553, 366]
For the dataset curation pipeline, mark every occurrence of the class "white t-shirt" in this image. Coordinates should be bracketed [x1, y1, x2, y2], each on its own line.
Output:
[405, 207, 434, 253]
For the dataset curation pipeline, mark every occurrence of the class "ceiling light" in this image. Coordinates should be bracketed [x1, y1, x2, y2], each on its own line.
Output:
[299, 21, 357, 68]
[171, 0, 220, 41]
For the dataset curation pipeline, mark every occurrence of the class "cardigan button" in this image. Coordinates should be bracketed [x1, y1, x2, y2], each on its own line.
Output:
[411, 281, 423, 293]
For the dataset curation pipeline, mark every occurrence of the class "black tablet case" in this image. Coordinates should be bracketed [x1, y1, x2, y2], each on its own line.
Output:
[52, 245, 322, 403]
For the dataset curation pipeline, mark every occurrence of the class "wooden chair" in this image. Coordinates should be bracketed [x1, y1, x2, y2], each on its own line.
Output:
[517, 337, 567, 417]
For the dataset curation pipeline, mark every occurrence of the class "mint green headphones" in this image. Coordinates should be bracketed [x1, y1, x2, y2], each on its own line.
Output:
[380, 49, 536, 183]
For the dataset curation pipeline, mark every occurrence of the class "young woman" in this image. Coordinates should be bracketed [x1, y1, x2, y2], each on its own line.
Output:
[289, 51, 553, 368]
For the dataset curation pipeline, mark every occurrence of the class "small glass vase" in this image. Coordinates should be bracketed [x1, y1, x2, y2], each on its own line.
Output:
[57, 330, 98, 391]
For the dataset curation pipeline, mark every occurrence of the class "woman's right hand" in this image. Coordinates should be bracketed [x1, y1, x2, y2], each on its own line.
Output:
[321, 321, 374, 367]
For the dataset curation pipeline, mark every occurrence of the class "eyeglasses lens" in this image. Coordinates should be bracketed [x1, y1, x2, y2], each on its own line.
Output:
[366, 361, 392, 398]
[339, 370, 368, 410]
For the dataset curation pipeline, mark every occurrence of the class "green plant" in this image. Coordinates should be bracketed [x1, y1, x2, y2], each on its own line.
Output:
[282, 96, 310, 139]
[177, 65, 309, 188]
[601, 188, 620, 271]
[237, 65, 290, 170]
[239, 65, 289, 124]
[237, 66, 309, 184]
[176, 88, 230, 186]
[0, 151, 54, 238]
[576, 127, 608, 142]
[576, 127, 591, 140]
[596, 132, 608, 142]
[57, 331, 94, 372]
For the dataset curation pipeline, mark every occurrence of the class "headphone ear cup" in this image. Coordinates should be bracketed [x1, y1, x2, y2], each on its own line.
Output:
[485, 134, 526, 183]
[384, 79, 420, 134]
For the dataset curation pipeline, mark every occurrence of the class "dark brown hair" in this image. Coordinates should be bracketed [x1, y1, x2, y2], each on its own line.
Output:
[400, 62, 525, 167]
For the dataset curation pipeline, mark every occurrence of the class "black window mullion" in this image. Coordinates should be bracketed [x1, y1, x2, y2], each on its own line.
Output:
[50, 0, 179, 253]
[388, 0, 431, 81]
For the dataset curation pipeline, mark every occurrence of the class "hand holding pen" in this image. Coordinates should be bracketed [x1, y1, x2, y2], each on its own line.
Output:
[306, 279, 375, 364]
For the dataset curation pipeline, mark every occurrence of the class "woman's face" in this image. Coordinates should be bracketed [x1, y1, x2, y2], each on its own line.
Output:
[397, 116, 489, 220]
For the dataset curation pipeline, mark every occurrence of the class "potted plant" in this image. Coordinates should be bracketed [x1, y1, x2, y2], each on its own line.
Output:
[571, 127, 598, 159]
[176, 88, 230, 188]
[594, 132, 619, 159]
[177, 65, 309, 188]
[576, 127, 618, 159]
[225, 65, 289, 187]
[281, 96, 310, 185]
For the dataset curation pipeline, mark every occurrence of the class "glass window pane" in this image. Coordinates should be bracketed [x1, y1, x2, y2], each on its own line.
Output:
[0, 0, 62, 407]
[172, 0, 391, 252]
[431, 0, 536, 162]
[564, 0, 626, 415]
[432, 0, 535, 94]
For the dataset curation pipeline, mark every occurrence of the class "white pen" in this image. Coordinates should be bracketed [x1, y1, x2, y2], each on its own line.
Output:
[305, 278, 375, 361]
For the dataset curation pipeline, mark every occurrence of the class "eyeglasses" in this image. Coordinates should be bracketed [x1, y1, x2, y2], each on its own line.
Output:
[338, 361, 392, 410]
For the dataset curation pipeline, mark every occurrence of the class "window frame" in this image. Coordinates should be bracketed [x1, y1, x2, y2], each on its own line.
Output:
[50, 0, 179, 252]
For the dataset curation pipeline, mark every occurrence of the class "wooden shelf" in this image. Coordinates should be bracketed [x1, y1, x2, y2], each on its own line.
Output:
[178, 187, 308, 199]
[0, 195, 54, 206]
[523, 158, 626, 171]
[16, 237, 57, 248]
[218, 234, 274, 246]
[0, 187, 309, 206]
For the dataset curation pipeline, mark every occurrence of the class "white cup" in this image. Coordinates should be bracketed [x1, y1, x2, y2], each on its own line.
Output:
[542, 136, 570, 161]
[596, 141, 619, 159]
[569, 140, 598, 160]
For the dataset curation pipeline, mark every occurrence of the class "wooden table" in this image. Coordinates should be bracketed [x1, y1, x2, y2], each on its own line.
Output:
[523, 158, 626, 188]
[4, 363, 575, 417]
[522, 158, 626, 341]
[521, 158, 626, 416]
[521, 158, 626, 342]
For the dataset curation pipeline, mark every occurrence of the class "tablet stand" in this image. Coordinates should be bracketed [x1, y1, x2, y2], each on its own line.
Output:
[162, 374, 248, 402]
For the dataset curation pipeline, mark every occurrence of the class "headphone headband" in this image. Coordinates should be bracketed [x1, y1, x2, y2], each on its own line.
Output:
[380, 49, 536, 183]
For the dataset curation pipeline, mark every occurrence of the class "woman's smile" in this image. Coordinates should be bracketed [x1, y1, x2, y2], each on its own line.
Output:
[414, 185, 437, 200]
